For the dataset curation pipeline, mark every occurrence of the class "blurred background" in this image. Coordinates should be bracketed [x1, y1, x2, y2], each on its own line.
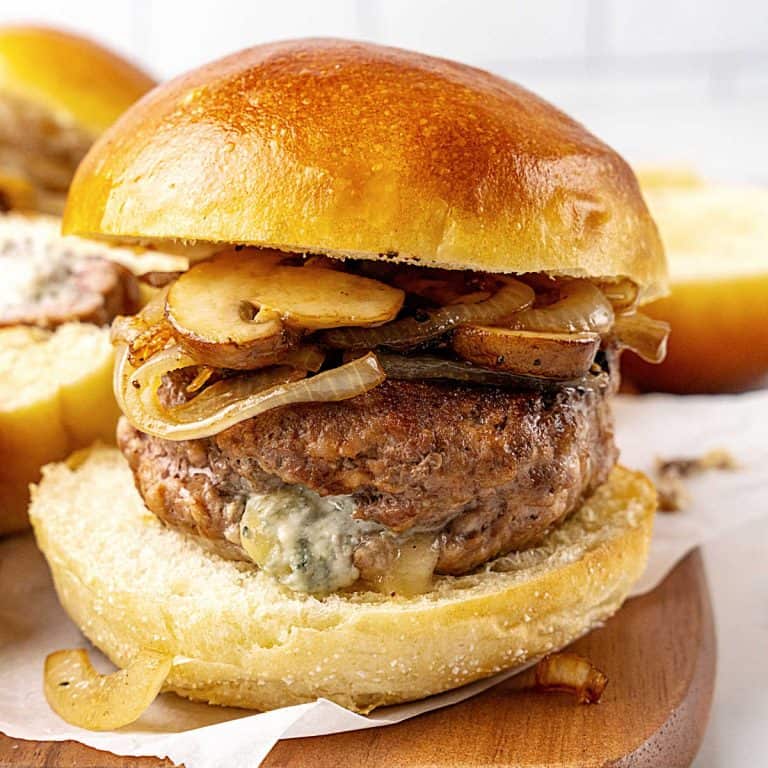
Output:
[0, 0, 766, 182]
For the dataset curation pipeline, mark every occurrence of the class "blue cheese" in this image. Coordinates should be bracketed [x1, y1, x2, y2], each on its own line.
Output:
[239, 485, 383, 594]
[0, 233, 78, 312]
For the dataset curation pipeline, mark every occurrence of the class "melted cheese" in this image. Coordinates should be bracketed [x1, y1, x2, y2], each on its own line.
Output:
[239, 485, 382, 594]
[0, 237, 77, 311]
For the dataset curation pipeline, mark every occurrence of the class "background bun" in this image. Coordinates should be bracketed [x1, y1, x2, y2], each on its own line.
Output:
[0, 325, 118, 535]
[0, 25, 155, 214]
[12, 211, 189, 277]
[624, 172, 768, 393]
[0, 25, 154, 137]
[31, 446, 655, 713]
[64, 39, 666, 302]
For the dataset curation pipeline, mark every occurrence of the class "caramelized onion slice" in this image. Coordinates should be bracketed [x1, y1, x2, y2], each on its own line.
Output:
[111, 285, 168, 344]
[114, 343, 190, 418]
[281, 344, 326, 372]
[324, 278, 534, 351]
[111, 286, 174, 366]
[377, 352, 597, 391]
[370, 534, 439, 597]
[508, 280, 614, 334]
[44, 648, 172, 731]
[116, 346, 385, 440]
[452, 326, 600, 380]
[389, 269, 490, 306]
[534, 652, 608, 704]
[613, 312, 670, 363]
[595, 278, 639, 312]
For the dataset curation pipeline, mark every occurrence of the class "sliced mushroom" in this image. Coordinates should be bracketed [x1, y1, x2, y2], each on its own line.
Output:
[452, 325, 600, 380]
[166, 250, 404, 369]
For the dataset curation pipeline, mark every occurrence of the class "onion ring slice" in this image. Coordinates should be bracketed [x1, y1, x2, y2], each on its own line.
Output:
[323, 278, 534, 351]
[534, 652, 608, 704]
[44, 648, 172, 731]
[508, 280, 614, 334]
[116, 346, 385, 440]
[595, 278, 639, 312]
[111, 286, 174, 367]
[613, 312, 670, 363]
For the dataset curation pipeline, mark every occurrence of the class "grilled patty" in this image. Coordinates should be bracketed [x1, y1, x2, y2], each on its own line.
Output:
[118, 373, 617, 580]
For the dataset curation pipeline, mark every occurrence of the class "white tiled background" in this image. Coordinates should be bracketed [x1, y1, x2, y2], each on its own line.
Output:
[1, 0, 767, 181]
[1, 3, 767, 768]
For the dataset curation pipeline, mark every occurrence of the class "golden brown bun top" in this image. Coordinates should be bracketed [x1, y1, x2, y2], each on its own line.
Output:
[0, 25, 155, 135]
[64, 39, 667, 301]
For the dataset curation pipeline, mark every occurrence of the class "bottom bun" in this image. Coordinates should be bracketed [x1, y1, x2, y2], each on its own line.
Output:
[31, 445, 655, 713]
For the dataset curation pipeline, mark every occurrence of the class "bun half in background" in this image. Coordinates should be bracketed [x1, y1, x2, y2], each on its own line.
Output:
[624, 169, 768, 393]
[0, 25, 155, 214]
[33, 39, 667, 716]
[0, 325, 117, 534]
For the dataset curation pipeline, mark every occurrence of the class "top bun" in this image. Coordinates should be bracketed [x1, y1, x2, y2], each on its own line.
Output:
[64, 39, 666, 301]
[0, 25, 155, 137]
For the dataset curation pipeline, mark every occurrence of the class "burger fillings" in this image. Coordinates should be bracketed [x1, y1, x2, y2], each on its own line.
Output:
[111, 249, 665, 594]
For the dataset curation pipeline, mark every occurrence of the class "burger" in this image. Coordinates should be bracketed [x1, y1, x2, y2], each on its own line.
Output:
[0, 24, 172, 537]
[0, 210, 139, 534]
[0, 25, 155, 214]
[31, 39, 668, 716]
[0, 212, 187, 535]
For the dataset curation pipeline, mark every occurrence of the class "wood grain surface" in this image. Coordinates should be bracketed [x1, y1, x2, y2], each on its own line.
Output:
[0, 550, 715, 768]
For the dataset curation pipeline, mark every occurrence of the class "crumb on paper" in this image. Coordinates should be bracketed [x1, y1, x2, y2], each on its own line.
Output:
[655, 448, 738, 512]
[533, 652, 608, 704]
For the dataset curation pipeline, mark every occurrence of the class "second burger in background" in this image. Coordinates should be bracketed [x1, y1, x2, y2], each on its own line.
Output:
[0, 212, 186, 535]
[0, 27, 165, 535]
[0, 25, 155, 214]
[34, 39, 668, 721]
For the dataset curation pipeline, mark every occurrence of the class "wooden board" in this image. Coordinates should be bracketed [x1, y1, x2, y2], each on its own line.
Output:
[0, 550, 715, 768]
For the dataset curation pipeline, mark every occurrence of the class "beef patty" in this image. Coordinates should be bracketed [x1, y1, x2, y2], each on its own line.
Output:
[118, 373, 617, 581]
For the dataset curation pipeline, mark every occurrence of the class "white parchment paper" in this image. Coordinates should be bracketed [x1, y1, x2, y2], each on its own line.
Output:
[1, 390, 767, 767]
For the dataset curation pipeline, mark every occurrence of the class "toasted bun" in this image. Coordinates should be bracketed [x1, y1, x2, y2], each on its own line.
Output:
[0, 325, 118, 535]
[0, 25, 155, 136]
[31, 445, 654, 712]
[624, 173, 768, 393]
[63, 39, 666, 302]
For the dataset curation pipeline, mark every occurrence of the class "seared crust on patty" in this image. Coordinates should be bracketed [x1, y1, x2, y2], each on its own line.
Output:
[117, 376, 617, 578]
